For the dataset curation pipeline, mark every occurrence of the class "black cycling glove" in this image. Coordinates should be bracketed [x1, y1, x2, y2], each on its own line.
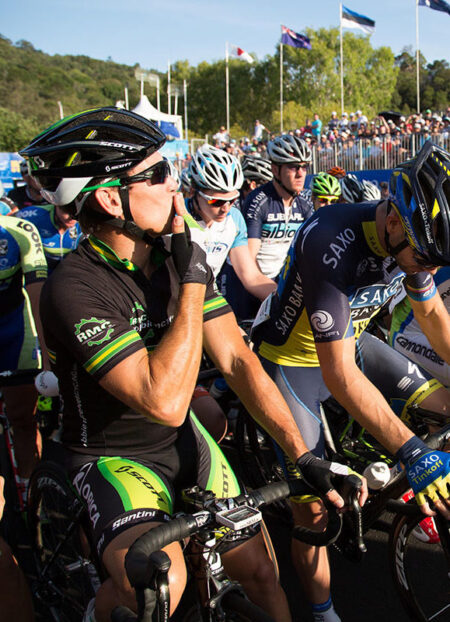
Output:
[171, 226, 209, 285]
[295, 452, 356, 497]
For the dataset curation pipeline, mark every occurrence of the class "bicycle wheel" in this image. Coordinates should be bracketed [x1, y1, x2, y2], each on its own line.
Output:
[389, 508, 450, 622]
[28, 461, 101, 622]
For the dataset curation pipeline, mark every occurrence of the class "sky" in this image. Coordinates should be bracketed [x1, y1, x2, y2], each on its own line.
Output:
[1, 0, 449, 74]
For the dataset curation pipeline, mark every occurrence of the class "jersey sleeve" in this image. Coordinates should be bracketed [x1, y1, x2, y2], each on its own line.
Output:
[42, 275, 145, 381]
[242, 193, 265, 239]
[230, 208, 248, 249]
[8, 217, 48, 284]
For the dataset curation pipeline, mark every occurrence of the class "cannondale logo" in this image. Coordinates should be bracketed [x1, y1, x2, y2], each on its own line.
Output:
[310, 310, 334, 332]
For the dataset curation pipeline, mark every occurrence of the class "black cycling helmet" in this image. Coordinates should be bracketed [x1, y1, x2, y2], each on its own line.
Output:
[389, 141, 450, 265]
[20, 107, 166, 210]
[340, 174, 364, 203]
[241, 156, 273, 184]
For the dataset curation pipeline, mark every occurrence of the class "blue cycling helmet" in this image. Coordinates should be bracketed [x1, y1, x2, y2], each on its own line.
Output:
[389, 141, 450, 265]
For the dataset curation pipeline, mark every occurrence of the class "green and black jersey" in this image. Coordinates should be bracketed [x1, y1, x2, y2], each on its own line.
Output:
[40, 235, 231, 455]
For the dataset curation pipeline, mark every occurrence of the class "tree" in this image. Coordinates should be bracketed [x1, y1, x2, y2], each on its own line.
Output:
[0, 107, 40, 151]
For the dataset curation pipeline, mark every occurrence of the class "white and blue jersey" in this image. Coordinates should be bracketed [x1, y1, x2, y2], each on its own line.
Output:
[15, 204, 82, 273]
[186, 199, 248, 277]
[242, 181, 313, 279]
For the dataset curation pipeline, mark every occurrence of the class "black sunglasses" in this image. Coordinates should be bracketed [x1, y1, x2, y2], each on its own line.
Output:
[82, 160, 171, 193]
[119, 160, 171, 187]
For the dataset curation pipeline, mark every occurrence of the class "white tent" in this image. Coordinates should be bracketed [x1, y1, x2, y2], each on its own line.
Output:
[133, 95, 183, 139]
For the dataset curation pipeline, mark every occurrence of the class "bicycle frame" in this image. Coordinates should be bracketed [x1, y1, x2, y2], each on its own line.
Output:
[0, 396, 26, 512]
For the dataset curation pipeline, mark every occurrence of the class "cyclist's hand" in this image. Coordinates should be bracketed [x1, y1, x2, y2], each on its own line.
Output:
[295, 452, 368, 510]
[406, 448, 450, 518]
[35, 370, 59, 396]
[171, 194, 209, 285]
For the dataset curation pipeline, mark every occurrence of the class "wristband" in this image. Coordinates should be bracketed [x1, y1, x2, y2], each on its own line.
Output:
[395, 436, 429, 466]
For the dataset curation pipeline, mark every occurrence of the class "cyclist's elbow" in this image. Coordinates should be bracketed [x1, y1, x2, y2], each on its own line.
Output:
[143, 401, 188, 427]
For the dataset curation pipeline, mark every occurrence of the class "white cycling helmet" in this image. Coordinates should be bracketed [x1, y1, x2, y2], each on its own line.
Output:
[267, 134, 312, 164]
[340, 174, 365, 203]
[361, 179, 381, 201]
[189, 145, 243, 192]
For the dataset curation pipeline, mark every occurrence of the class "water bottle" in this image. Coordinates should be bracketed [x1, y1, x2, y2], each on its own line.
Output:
[362, 461, 402, 490]
[209, 377, 228, 400]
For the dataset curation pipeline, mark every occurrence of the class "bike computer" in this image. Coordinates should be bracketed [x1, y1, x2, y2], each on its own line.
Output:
[216, 505, 262, 530]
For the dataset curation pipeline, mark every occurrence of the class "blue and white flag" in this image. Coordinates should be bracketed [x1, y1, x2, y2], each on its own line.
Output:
[281, 25, 312, 50]
[418, 0, 450, 16]
[341, 6, 376, 34]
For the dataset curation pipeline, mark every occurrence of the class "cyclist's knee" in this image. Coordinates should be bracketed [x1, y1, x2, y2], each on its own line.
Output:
[291, 499, 328, 531]
[419, 386, 450, 415]
[223, 533, 279, 589]
[102, 524, 187, 616]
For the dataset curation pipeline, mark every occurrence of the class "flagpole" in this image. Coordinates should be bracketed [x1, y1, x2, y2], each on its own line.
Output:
[167, 60, 171, 115]
[416, 0, 420, 114]
[340, 3, 344, 115]
[183, 79, 189, 142]
[225, 43, 230, 136]
[156, 77, 161, 111]
[280, 28, 284, 134]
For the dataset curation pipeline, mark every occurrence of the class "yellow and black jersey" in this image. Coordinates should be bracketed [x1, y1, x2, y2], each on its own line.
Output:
[253, 202, 433, 367]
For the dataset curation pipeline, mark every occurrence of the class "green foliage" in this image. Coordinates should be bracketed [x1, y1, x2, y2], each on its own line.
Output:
[392, 47, 450, 114]
[0, 32, 447, 152]
[0, 106, 40, 151]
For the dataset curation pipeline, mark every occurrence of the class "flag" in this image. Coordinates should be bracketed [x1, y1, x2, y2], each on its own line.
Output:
[281, 25, 312, 50]
[341, 6, 376, 34]
[418, 0, 450, 16]
[229, 45, 254, 64]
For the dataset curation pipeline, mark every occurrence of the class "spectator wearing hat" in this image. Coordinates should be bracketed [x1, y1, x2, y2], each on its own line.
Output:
[213, 125, 229, 146]
[348, 112, 358, 134]
[356, 109, 368, 130]
[328, 111, 339, 132]
[339, 112, 348, 131]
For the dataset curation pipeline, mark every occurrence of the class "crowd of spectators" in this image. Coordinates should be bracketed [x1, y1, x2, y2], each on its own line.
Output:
[206, 107, 450, 172]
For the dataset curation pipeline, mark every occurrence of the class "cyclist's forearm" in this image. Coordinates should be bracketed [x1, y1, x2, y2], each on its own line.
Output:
[241, 276, 276, 301]
[410, 297, 450, 364]
[322, 362, 414, 455]
[145, 282, 206, 420]
[228, 356, 309, 460]
[204, 315, 309, 460]
[100, 283, 206, 426]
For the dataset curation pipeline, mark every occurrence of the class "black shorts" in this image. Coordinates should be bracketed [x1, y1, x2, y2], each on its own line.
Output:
[66, 412, 243, 557]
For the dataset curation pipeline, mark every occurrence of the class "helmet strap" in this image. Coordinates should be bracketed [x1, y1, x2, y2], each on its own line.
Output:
[273, 172, 298, 198]
[384, 227, 409, 257]
[102, 186, 155, 245]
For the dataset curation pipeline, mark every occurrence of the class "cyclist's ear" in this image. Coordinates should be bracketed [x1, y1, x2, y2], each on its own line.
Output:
[94, 185, 121, 215]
